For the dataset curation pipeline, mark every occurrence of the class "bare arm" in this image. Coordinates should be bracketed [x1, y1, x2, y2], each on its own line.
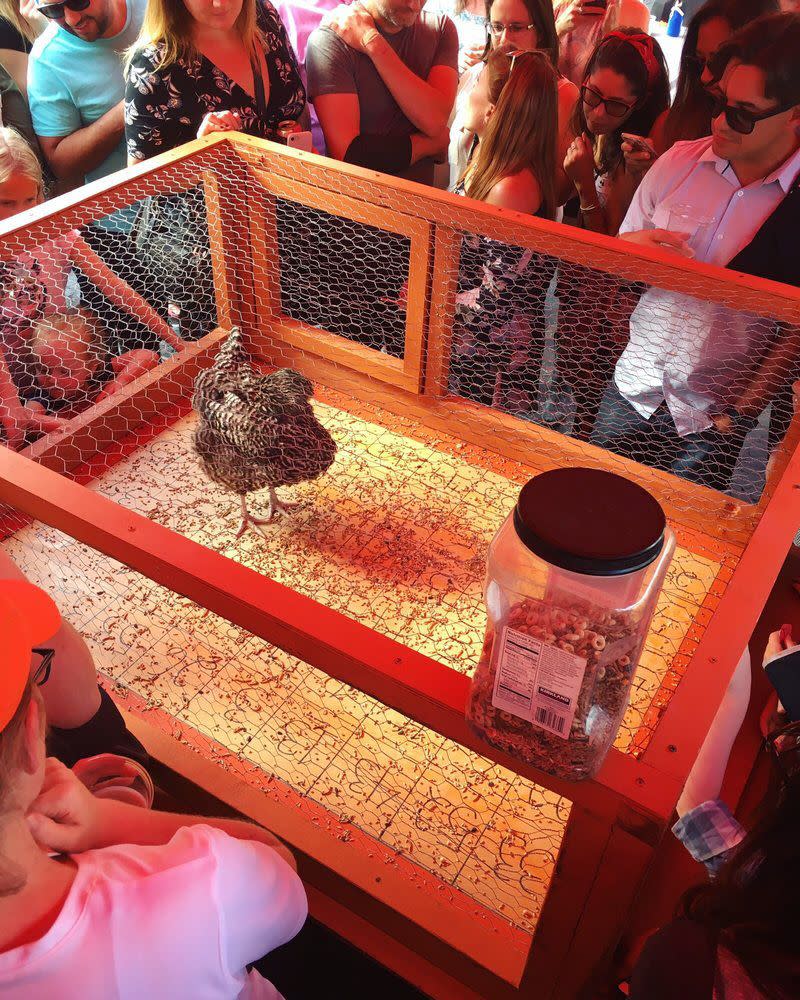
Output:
[0, 550, 100, 728]
[323, 6, 457, 139]
[37, 100, 125, 188]
[734, 324, 800, 421]
[484, 172, 543, 216]
[70, 234, 184, 349]
[28, 758, 298, 871]
[364, 36, 457, 138]
[313, 92, 447, 165]
[0, 49, 28, 97]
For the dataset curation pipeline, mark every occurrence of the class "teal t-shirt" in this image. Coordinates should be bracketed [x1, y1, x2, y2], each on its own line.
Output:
[27, 0, 146, 184]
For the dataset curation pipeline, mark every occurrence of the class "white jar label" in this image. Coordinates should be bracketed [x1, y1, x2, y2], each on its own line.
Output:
[491, 625, 587, 739]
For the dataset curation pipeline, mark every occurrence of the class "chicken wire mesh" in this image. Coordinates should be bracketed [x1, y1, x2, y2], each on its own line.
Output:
[2, 505, 571, 941]
[1, 138, 798, 821]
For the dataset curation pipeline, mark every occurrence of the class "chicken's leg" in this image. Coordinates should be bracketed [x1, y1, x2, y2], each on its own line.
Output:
[265, 486, 300, 520]
[235, 495, 272, 539]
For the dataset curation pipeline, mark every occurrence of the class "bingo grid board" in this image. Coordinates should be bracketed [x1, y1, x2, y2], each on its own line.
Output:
[4, 389, 722, 933]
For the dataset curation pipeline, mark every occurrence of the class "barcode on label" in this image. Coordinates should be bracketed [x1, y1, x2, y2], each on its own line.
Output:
[534, 706, 566, 734]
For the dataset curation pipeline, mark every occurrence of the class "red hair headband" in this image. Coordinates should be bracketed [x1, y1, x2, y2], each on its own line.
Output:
[605, 30, 661, 90]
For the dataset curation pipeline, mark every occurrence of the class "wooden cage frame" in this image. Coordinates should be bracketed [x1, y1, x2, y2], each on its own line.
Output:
[1, 134, 799, 999]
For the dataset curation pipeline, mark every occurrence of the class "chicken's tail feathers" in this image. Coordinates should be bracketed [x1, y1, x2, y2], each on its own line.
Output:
[267, 368, 314, 400]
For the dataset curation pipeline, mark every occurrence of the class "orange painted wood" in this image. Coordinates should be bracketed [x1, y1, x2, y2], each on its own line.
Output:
[19, 327, 226, 477]
[122, 709, 525, 992]
[425, 227, 461, 396]
[231, 135, 800, 327]
[642, 430, 800, 783]
[0, 446, 679, 828]
[248, 167, 429, 392]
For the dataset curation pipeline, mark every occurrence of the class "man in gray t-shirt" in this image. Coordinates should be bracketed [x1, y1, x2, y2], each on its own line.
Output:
[306, 0, 458, 184]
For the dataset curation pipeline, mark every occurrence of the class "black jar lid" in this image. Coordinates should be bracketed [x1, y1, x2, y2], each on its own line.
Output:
[512, 468, 666, 577]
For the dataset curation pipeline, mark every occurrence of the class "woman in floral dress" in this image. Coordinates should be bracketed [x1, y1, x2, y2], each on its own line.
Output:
[124, 0, 305, 159]
[123, 0, 305, 341]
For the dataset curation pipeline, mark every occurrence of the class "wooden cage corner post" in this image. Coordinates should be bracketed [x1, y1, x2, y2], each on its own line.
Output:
[424, 226, 461, 397]
[202, 142, 259, 339]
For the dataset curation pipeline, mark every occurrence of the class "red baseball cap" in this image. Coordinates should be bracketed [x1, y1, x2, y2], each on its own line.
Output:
[0, 580, 61, 733]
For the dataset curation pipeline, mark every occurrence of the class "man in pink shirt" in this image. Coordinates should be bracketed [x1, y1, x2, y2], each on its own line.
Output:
[0, 579, 307, 1000]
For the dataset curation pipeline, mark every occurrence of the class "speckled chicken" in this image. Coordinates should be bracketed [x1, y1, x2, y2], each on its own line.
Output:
[192, 327, 337, 537]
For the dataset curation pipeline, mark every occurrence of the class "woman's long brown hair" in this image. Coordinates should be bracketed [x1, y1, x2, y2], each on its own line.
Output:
[127, 0, 260, 72]
[461, 50, 558, 219]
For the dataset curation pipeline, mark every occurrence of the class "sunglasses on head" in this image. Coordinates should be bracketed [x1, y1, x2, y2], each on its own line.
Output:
[580, 84, 635, 119]
[32, 647, 54, 686]
[38, 0, 90, 20]
[710, 94, 797, 135]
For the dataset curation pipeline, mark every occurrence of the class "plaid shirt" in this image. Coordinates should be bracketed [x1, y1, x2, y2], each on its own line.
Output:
[672, 799, 747, 877]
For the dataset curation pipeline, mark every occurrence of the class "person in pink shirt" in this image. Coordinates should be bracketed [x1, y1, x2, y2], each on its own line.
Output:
[0, 579, 307, 1000]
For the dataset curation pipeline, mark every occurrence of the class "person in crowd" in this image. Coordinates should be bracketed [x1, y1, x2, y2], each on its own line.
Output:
[306, 0, 458, 185]
[0, 0, 50, 179]
[555, 29, 669, 444]
[554, 0, 650, 89]
[27, 0, 144, 191]
[592, 12, 800, 493]
[273, 0, 338, 150]
[563, 28, 670, 235]
[553, 0, 608, 88]
[0, 552, 149, 772]
[451, 49, 558, 411]
[124, 0, 305, 158]
[448, 0, 577, 202]
[622, 0, 779, 180]
[0, 126, 182, 448]
[0, 578, 307, 998]
[629, 633, 800, 998]
[125, 0, 305, 345]
[426, 0, 488, 75]
[20, 309, 161, 415]
[0, 0, 42, 95]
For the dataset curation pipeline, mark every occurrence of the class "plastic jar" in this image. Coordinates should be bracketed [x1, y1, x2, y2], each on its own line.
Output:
[467, 468, 675, 781]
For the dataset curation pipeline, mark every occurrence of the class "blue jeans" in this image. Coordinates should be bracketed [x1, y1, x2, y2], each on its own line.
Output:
[590, 383, 755, 494]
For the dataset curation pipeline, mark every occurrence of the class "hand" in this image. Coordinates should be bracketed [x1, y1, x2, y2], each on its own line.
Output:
[459, 43, 485, 74]
[709, 411, 737, 435]
[556, 1, 578, 36]
[618, 228, 694, 258]
[96, 349, 160, 402]
[563, 132, 596, 195]
[621, 138, 657, 177]
[26, 757, 103, 854]
[196, 110, 241, 139]
[410, 126, 450, 163]
[764, 626, 798, 666]
[324, 2, 380, 54]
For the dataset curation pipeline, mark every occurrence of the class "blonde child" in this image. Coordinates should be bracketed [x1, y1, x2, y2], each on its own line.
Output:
[0, 127, 183, 448]
[24, 311, 160, 420]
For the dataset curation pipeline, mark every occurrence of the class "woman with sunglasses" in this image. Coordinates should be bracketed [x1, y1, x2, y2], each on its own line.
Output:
[450, 48, 558, 412]
[447, 0, 578, 202]
[564, 28, 670, 236]
[628, 631, 800, 1000]
[624, 0, 779, 179]
[554, 30, 669, 442]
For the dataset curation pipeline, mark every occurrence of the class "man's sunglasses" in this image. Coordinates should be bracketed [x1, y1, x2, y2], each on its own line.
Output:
[38, 0, 90, 20]
[580, 84, 635, 119]
[710, 94, 797, 135]
[32, 647, 54, 686]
